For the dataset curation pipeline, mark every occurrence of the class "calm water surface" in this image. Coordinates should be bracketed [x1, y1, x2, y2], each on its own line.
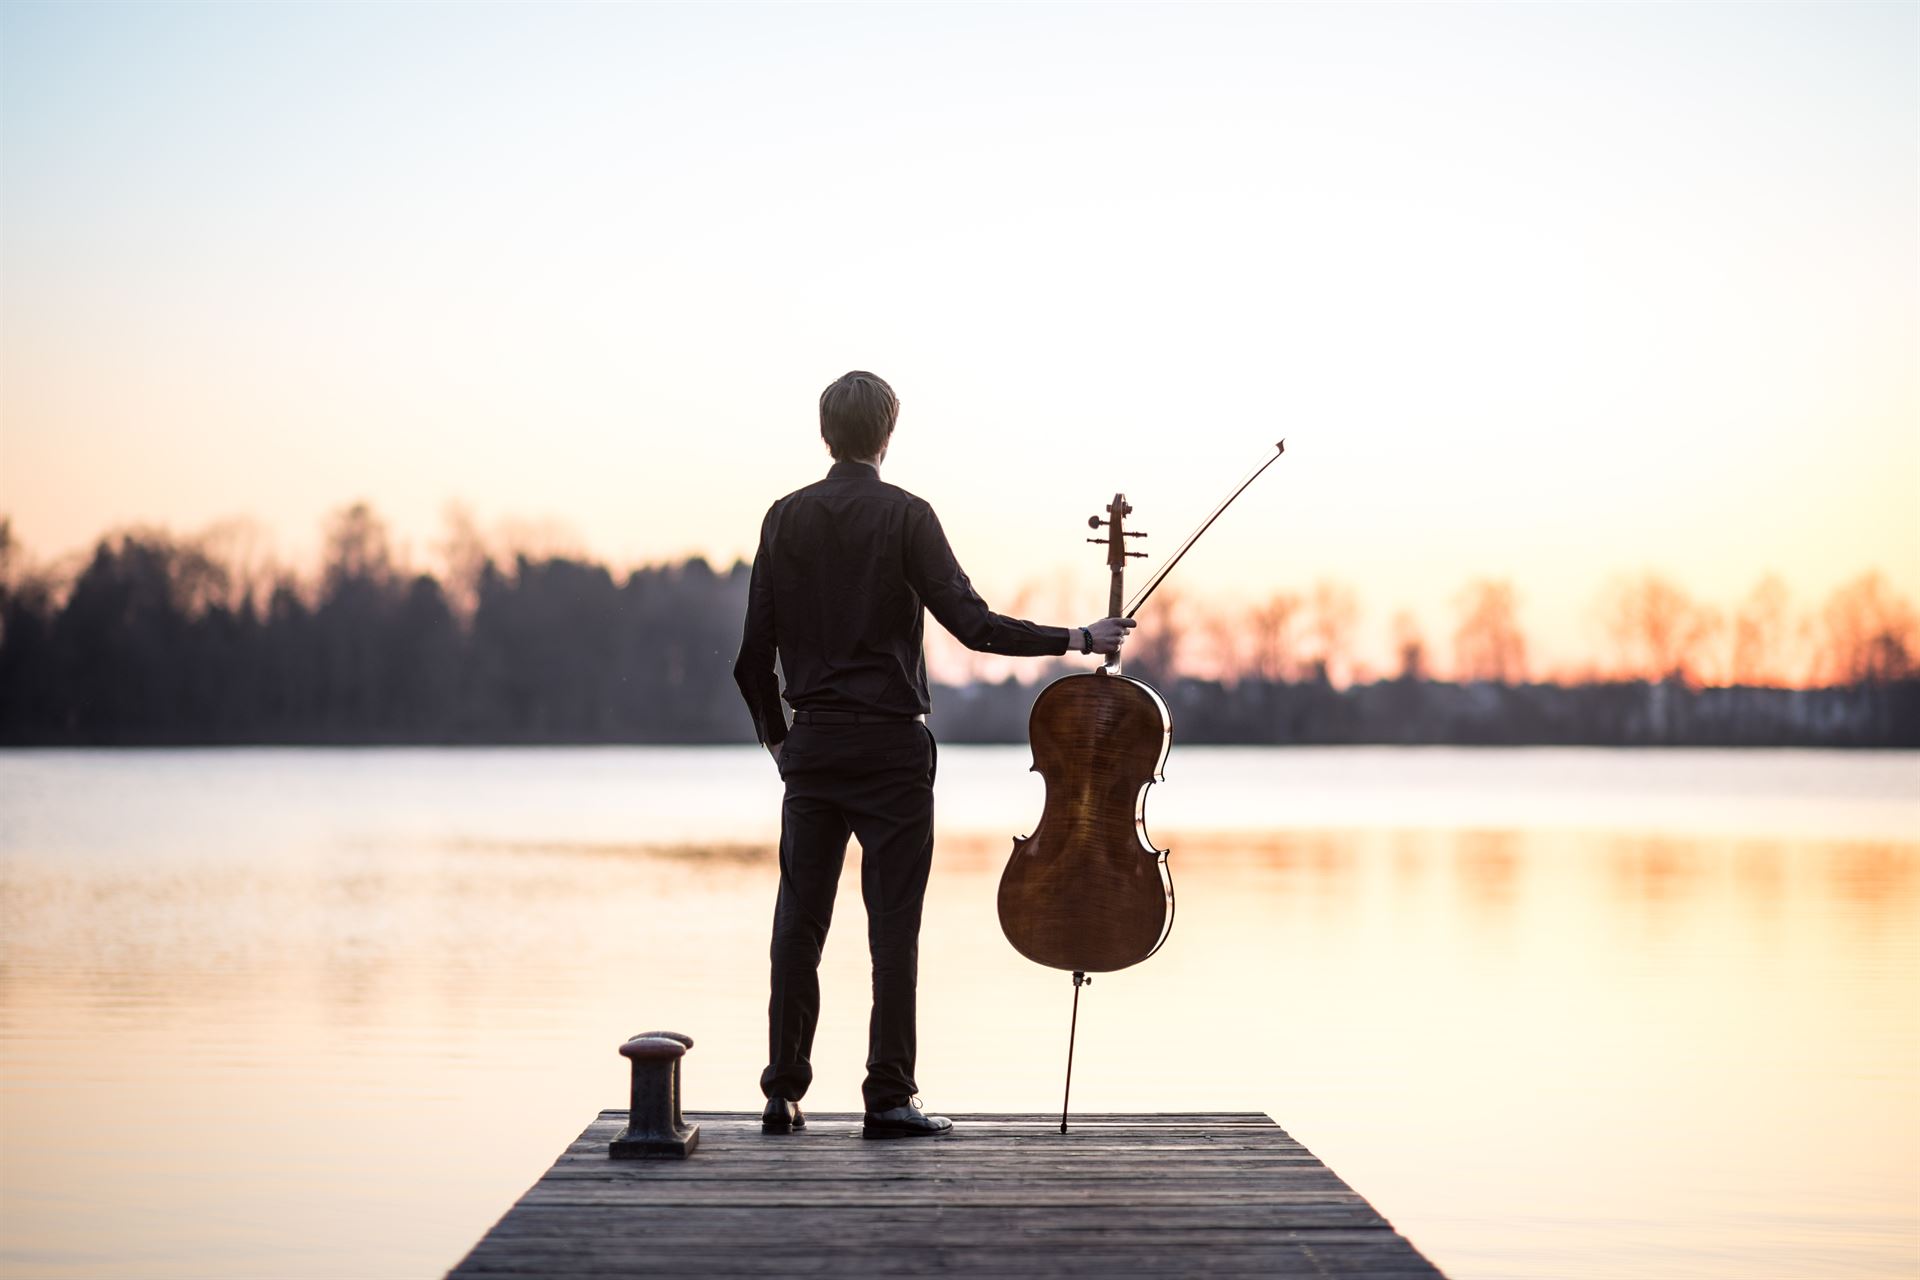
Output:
[1, 747, 1915, 1279]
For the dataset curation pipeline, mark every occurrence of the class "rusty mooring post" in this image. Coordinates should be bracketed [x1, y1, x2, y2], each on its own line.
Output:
[610, 1032, 698, 1158]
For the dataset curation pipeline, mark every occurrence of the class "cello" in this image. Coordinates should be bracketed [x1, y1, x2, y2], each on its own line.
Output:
[996, 441, 1286, 1131]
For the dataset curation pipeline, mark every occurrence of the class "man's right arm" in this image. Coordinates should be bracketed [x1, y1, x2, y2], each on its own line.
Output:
[905, 500, 1133, 657]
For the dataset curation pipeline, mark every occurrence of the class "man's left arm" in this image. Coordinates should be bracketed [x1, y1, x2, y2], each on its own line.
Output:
[732, 510, 788, 753]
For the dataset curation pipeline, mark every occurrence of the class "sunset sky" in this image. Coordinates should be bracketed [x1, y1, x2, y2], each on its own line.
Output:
[2, 1, 1914, 674]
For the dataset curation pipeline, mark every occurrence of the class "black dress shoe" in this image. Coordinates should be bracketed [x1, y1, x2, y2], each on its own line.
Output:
[862, 1102, 953, 1140]
[762, 1098, 805, 1133]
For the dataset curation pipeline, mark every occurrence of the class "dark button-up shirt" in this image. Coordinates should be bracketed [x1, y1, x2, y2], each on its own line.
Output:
[733, 459, 1071, 747]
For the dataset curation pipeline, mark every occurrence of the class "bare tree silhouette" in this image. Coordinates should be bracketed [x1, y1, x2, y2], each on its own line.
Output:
[1303, 580, 1359, 686]
[196, 518, 275, 615]
[322, 503, 396, 598]
[1729, 575, 1792, 687]
[1247, 591, 1302, 683]
[1818, 572, 1917, 684]
[437, 501, 491, 621]
[1601, 573, 1719, 683]
[1127, 585, 1186, 687]
[1199, 602, 1247, 683]
[1391, 610, 1428, 682]
[1453, 579, 1527, 684]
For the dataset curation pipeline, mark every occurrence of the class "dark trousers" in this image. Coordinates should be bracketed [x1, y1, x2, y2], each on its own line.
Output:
[760, 718, 938, 1113]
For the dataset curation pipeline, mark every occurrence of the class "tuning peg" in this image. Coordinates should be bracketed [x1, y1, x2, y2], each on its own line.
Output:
[1086, 537, 1107, 546]
[1125, 551, 1148, 559]
[1087, 516, 1105, 530]
[1122, 530, 1147, 538]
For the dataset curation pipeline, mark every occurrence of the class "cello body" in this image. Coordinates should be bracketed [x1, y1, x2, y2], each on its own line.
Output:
[994, 452, 1283, 1130]
[996, 667, 1174, 973]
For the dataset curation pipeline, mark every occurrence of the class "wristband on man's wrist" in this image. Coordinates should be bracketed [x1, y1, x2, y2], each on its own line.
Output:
[1079, 626, 1094, 655]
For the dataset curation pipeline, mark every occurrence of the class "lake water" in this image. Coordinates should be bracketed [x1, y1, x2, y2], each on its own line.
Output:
[1, 747, 1915, 1279]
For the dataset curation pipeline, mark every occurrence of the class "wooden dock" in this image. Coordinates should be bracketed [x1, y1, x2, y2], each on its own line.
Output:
[447, 1111, 1446, 1277]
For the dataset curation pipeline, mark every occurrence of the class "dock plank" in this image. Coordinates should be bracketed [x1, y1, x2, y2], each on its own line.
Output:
[447, 1112, 1445, 1277]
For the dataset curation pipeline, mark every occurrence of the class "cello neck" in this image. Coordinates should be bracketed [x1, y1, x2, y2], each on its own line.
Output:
[1104, 493, 1130, 671]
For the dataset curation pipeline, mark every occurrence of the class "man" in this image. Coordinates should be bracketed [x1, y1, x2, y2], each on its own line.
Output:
[733, 371, 1135, 1140]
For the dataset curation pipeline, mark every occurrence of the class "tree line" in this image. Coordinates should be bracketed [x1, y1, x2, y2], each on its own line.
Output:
[1117, 573, 1917, 690]
[0, 507, 1913, 746]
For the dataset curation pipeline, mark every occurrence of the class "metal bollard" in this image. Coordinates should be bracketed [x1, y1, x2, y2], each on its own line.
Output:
[634, 1029, 694, 1133]
[610, 1033, 699, 1158]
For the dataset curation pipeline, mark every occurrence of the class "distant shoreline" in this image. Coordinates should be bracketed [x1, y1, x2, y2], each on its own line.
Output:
[3, 676, 1912, 749]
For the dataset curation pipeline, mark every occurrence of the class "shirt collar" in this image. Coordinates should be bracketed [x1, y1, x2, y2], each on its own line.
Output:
[828, 459, 880, 481]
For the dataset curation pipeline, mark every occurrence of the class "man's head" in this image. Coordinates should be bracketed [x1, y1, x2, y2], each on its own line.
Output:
[819, 371, 898, 464]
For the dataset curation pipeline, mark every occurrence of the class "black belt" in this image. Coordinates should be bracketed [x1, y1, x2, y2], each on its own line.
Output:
[792, 709, 926, 725]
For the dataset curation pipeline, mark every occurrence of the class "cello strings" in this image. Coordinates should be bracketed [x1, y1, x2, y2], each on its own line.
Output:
[1123, 440, 1285, 619]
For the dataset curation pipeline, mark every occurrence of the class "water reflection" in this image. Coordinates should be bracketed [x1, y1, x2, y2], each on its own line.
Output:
[1453, 830, 1523, 914]
[0, 749, 1915, 1280]
[445, 837, 774, 864]
[1831, 842, 1917, 907]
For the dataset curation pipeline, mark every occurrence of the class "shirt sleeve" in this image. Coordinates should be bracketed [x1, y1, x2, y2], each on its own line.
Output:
[905, 500, 1073, 657]
[732, 508, 788, 747]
